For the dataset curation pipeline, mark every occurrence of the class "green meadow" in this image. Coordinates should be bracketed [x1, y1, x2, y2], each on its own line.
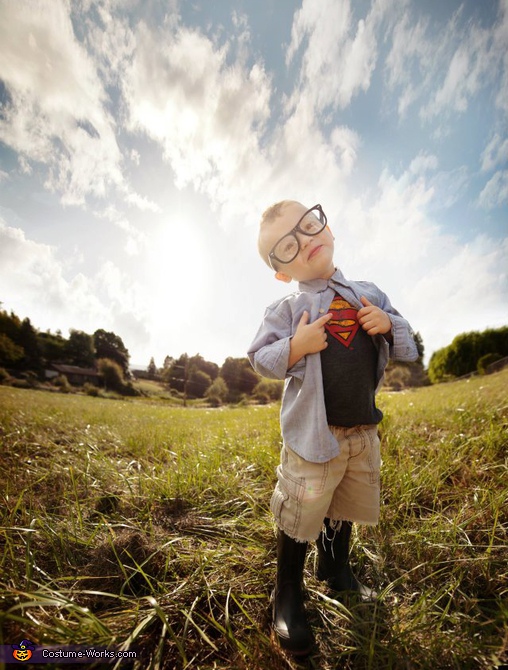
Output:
[0, 370, 507, 669]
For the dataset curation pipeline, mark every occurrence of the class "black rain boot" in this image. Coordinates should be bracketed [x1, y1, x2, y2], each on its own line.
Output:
[316, 518, 377, 601]
[272, 529, 314, 656]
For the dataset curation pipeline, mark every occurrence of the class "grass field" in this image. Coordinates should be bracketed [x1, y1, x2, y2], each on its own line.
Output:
[0, 370, 507, 669]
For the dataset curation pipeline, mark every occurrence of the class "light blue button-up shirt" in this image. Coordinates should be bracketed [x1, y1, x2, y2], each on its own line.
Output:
[248, 268, 418, 463]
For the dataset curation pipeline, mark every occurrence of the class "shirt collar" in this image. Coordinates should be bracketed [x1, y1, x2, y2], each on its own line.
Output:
[298, 267, 348, 293]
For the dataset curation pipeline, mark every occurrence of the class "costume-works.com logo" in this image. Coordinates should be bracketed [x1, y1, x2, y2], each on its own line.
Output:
[11, 639, 36, 662]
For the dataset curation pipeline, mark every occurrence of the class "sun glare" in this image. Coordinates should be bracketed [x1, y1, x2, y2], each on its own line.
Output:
[148, 218, 210, 332]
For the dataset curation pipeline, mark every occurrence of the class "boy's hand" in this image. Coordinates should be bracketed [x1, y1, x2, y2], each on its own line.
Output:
[358, 296, 392, 336]
[288, 311, 332, 368]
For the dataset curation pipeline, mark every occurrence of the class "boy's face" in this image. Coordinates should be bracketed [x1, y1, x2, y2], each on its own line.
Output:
[259, 201, 335, 283]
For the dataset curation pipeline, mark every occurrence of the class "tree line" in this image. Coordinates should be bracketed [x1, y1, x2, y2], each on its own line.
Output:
[0, 308, 130, 373]
[2, 302, 504, 399]
[428, 326, 508, 383]
[142, 352, 280, 405]
[0, 306, 280, 404]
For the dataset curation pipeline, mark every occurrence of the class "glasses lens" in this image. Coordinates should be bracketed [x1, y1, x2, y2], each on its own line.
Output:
[273, 235, 299, 263]
[300, 208, 326, 234]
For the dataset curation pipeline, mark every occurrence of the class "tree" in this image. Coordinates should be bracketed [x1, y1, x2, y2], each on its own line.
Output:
[163, 355, 174, 371]
[165, 353, 216, 401]
[38, 331, 66, 365]
[187, 369, 212, 398]
[65, 330, 95, 367]
[148, 357, 157, 379]
[94, 329, 130, 374]
[414, 331, 425, 362]
[0, 309, 22, 342]
[205, 377, 228, 406]
[18, 318, 42, 372]
[220, 357, 259, 401]
[166, 353, 189, 393]
[0, 333, 24, 366]
[97, 358, 125, 392]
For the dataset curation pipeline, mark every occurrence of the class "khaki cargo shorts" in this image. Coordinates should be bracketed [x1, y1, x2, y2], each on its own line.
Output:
[270, 425, 381, 542]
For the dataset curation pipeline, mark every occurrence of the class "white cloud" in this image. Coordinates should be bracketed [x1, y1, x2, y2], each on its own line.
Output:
[0, 216, 149, 350]
[384, 12, 429, 92]
[330, 127, 361, 175]
[81, 0, 136, 86]
[493, 0, 508, 114]
[384, 2, 508, 123]
[0, 0, 124, 205]
[409, 153, 438, 175]
[125, 192, 161, 213]
[409, 235, 508, 357]
[123, 20, 273, 223]
[481, 133, 508, 172]
[0, 217, 105, 326]
[477, 170, 508, 210]
[286, 0, 380, 112]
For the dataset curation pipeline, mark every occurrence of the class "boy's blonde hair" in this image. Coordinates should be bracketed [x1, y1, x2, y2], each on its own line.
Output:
[258, 200, 298, 268]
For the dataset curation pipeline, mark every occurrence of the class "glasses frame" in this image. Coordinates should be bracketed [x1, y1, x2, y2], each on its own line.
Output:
[268, 204, 327, 269]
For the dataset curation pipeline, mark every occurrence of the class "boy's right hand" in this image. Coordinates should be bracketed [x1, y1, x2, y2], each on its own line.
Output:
[288, 311, 332, 368]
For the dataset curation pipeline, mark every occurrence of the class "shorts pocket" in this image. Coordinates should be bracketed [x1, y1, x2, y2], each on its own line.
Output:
[270, 460, 305, 536]
[270, 486, 288, 523]
[367, 431, 381, 485]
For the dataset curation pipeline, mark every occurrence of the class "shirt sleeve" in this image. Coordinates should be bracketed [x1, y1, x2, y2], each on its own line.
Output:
[247, 302, 306, 380]
[361, 282, 419, 362]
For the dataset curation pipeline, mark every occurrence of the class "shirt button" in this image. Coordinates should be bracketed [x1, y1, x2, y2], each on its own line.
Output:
[319, 308, 325, 313]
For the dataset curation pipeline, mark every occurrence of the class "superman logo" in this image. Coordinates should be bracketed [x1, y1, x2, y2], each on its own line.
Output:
[325, 295, 359, 347]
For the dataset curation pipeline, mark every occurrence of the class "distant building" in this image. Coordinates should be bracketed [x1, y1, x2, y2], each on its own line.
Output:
[45, 364, 102, 387]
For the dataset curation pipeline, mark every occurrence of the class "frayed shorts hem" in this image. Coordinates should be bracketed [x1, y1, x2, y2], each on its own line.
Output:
[275, 517, 378, 544]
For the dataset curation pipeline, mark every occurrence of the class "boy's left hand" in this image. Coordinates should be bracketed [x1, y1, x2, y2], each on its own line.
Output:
[358, 296, 392, 336]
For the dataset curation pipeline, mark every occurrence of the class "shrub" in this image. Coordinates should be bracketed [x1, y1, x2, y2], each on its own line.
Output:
[205, 377, 228, 407]
[97, 359, 140, 396]
[83, 382, 100, 397]
[477, 352, 502, 375]
[252, 378, 283, 402]
[53, 374, 72, 393]
[97, 358, 125, 392]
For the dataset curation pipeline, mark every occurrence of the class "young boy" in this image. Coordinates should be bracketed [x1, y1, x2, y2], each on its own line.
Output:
[248, 200, 418, 656]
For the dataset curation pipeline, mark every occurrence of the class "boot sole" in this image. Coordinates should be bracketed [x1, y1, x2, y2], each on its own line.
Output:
[271, 627, 314, 657]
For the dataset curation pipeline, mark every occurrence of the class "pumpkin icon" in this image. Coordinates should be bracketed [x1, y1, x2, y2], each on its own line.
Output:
[12, 639, 35, 662]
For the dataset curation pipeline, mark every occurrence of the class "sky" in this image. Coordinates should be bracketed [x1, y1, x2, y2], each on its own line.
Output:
[0, 0, 507, 370]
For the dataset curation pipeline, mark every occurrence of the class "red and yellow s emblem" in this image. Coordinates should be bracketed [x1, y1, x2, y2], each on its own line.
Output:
[325, 295, 359, 347]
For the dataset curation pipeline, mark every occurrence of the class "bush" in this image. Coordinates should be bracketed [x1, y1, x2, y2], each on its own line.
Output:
[53, 374, 72, 393]
[205, 377, 228, 407]
[10, 378, 31, 389]
[0, 367, 11, 384]
[97, 359, 140, 396]
[477, 352, 502, 375]
[21, 371, 41, 388]
[83, 382, 100, 397]
[97, 358, 125, 392]
[252, 378, 283, 403]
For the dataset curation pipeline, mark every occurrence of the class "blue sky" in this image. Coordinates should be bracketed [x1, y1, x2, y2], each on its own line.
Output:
[0, 0, 507, 368]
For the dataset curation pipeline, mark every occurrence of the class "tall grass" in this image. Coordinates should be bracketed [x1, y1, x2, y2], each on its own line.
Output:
[0, 370, 506, 669]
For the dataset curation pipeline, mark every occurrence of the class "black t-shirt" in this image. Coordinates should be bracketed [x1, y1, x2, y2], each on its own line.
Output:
[320, 293, 383, 427]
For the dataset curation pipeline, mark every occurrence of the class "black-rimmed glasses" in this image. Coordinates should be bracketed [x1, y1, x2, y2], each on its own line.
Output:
[268, 204, 327, 268]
